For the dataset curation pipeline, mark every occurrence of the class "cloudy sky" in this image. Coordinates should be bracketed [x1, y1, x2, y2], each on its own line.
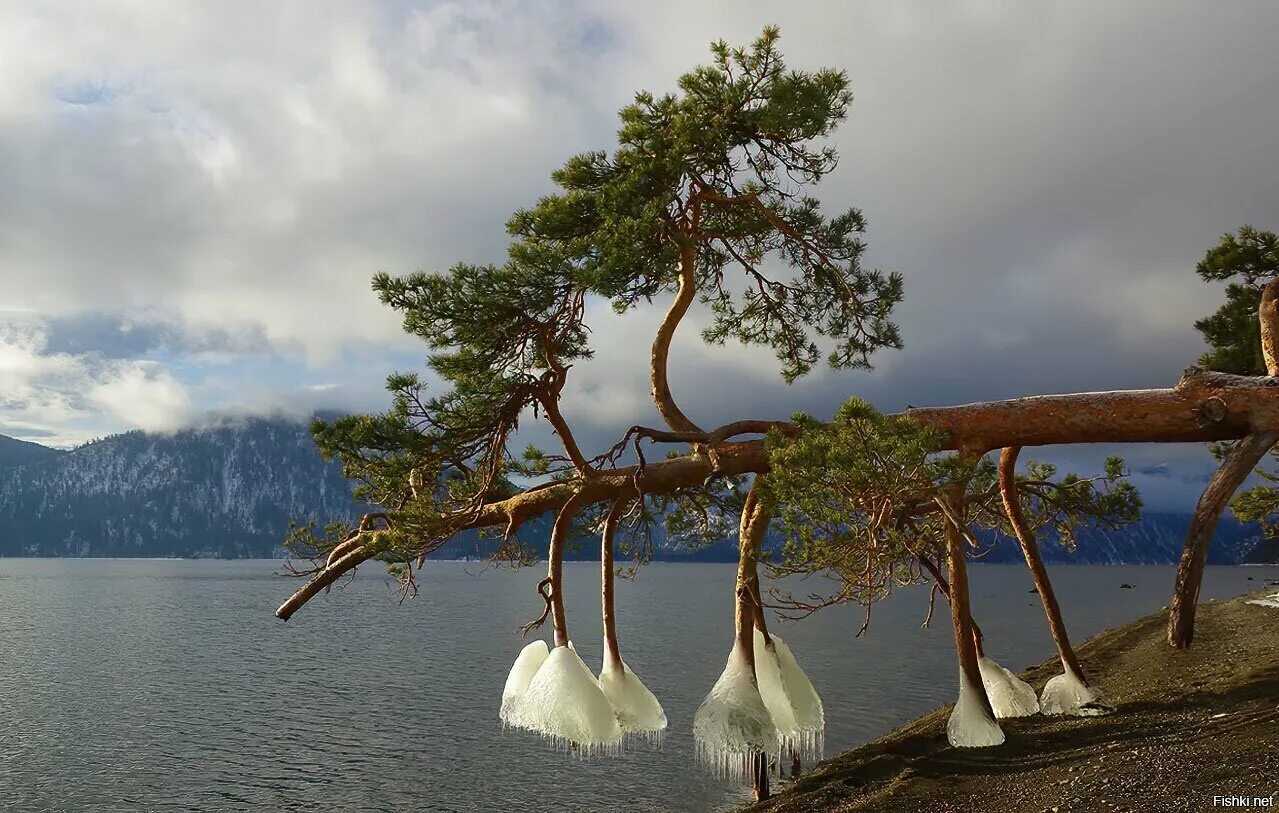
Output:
[2, 1, 1277, 507]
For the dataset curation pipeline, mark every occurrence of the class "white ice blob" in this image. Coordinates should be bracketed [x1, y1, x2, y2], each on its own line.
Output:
[977, 656, 1040, 718]
[1246, 591, 1279, 608]
[693, 642, 778, 781]
[519, 644, 623, 755]
[947, 670, 1006, 748]
[753, 630, 825, 763]
[500, 639, 549, 727]
[753, 633, 797, 734]
[598, 650, 667, 744]
[1040, 668, 1113, 716]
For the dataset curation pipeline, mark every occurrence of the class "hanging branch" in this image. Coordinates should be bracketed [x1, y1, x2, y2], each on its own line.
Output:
[601, 496, 631, 670]
[519, 577, 555, 637]
[999, 446, 1088, 683]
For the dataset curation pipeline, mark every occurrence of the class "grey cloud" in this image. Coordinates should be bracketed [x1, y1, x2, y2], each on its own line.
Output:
[0, 420, 57, 440]
[3, 1, 1278, 510]
[36, 314, 168, 359]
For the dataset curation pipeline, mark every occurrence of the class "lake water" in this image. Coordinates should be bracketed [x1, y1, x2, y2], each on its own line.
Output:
[0, 559, 1274, 812]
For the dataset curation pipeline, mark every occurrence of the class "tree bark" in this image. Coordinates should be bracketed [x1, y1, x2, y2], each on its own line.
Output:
[742, 480, 773, 646]
[465, 369, 1279, 537]
[904, 368, 1279, 451]
[279, 369, 1279, 620]
[1169, 279, 1279, 649]
[1168, 432, 1278, 648]
[943, 482, 995, 719]
[276, 544, 378, 620]
[548, 494, 585, 648]
[736, 480, 771, 802]
[999, 446, 1088, 682]
[1261, 279, 1279, 372]
[736, 483, 766, 665]
[601, 497, 628, 670]
[650, 246, 703, 434]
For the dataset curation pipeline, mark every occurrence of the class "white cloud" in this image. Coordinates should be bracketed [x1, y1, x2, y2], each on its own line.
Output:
[0, 321, 192, 444]
[1, 0, 1278, 502]
[0, 0, 613, 362]
[0, 322, 89, 423]
[87, 364, 193, 433]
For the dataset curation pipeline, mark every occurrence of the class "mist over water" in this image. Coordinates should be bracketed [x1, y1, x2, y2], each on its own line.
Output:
[0, 559, 1272, 812]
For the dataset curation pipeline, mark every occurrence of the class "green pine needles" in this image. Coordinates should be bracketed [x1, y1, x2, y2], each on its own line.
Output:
[1191, 226, 1279, 543]
[287, 28, 908, 580]
[761, 399, 1140, 626]
[1194, 226, 1279, 376]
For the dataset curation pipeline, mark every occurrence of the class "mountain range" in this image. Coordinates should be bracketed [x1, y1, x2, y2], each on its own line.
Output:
[0, 418, 360, 558]
[0, 419, 1274, 564]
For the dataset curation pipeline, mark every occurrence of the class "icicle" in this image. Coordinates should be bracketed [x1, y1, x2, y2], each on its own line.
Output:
[500, 639, 549, 728]
[947, 668, 1005, 748]
[693, 642, 778, 781]
[518, 644, 623, 756]
[753, 630, 825, 763]
[598, 650, 667, 745]
[977, 656, 1040, 718]
[1040, 667, 1114, 716]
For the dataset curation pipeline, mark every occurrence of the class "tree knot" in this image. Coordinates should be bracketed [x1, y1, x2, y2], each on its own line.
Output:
[1196, 397, 1228, 426]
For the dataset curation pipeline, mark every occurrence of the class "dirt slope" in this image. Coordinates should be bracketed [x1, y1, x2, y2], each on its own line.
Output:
[747, 591, 1279, 813]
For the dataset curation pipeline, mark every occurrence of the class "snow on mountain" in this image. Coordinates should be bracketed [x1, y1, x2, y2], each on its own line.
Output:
[0, 421, 1275, 564]
[0, 418, 360, 558]
[0, 434, 65, 470]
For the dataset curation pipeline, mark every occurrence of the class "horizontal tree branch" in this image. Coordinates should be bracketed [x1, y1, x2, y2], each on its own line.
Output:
[904, 368, 1279, 452]
[277, 367, 1279, 619]
[276, 544, 378, 620]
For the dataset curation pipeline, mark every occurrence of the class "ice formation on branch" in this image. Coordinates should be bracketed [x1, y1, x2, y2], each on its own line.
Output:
[946, 671, 1006, 748]
[693, 643, 778, 780]
[1040, 668, 1113, 716]
[518, 645, 624, 754]
[977, 656, 1040, 719]
[500, 639, 549, 727]
[597, 651, 667, 742]
[753, 635, 797, 734]
[753, 630, 825, 762]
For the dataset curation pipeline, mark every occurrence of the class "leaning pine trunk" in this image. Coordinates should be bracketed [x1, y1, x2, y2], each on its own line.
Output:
[1168, 432, 1277, 648]
[735, 485, 770, 802]
[1169, 278, 1279, 649]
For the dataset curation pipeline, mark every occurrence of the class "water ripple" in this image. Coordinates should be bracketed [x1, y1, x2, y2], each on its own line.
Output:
[0, 559, 1272, 812]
